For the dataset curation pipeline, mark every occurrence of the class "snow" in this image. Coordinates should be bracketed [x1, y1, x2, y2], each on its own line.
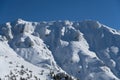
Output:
[0, 57, 9, 77]
[110, 46, 119, 55]
[0, 19, 120, 80]
[0, 41, 53, 80]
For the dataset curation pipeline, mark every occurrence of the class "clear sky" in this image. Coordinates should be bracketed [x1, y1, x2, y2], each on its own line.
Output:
[0, 0, 120, 29]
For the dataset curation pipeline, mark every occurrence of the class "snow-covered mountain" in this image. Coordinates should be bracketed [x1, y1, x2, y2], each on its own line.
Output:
[0, 19, 120, 80]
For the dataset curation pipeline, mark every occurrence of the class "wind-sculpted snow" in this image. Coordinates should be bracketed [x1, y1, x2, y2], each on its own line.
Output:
[0, 19, 120, 80]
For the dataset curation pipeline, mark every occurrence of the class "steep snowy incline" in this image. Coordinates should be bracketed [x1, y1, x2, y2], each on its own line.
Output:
[73, 20, 120, 78]
[0, 19, 76, 80]
[0, 41, 52, 80]
[0, 19, 59, 70]
[0, 19, 120, 80]
[37, 20, 119, 80]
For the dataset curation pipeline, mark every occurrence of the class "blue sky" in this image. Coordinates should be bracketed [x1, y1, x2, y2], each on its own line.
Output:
[0, 0, 120, 29]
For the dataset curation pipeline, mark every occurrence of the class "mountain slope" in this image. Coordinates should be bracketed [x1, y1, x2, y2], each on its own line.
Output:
[0, 19, 120, 80]
[0, 41, 52, 80]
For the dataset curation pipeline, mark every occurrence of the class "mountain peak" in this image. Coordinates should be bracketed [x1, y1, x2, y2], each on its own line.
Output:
[15, 18, 28, 24]
[0, 19, 120, 80]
